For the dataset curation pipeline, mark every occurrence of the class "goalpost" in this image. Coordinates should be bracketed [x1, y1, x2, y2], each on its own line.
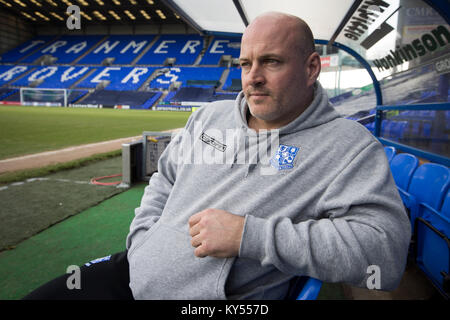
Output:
[20, 87, 69, 107]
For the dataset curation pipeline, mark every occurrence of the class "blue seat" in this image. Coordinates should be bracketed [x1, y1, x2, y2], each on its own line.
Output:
[384, 146, 396, 163]
[286, 276, 322, 300]
[401, 163, 450, 231]
[415, 190, 450, 298]
[390, 153, 419, 193]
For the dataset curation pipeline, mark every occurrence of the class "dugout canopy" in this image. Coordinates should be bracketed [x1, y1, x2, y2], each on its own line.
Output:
[165, 0, 450, 106]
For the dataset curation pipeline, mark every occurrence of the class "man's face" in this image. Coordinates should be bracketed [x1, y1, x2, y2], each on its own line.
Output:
[239, 18, 313, 128]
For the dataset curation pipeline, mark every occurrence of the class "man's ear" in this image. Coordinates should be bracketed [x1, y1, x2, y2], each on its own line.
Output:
[306, 52, 321, 87]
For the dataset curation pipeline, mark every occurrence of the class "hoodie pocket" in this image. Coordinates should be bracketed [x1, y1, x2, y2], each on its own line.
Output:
[128, 222, 232, 300]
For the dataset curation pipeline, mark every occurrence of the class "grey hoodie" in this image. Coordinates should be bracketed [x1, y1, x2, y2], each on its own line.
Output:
[126, 82, 411, 299]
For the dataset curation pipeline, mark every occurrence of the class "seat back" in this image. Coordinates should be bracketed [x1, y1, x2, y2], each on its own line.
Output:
[408, 163, 450, 211]
[415, 210, 450, 298]
[390, 153, 419, 191]
[384, 146, 396, 163]
[286, 276, 322, 300]
[441, 190, 450, 217]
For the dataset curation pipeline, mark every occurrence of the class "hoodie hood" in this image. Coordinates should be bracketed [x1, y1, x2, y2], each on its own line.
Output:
[234, 81, 341, 134]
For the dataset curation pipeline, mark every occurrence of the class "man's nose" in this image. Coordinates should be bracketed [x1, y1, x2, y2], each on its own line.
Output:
[247, 64, 265, 87]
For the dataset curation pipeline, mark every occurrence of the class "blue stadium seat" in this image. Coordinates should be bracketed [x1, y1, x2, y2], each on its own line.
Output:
[78, 35, 155, 65]
[222, 67, 242, 91]
[400, 163, 450, 231]
[286, 276, 322, 300]
[389, 121, 408, 141]
[149, 67, 225, 89]
[200, 37, 241, 65]
[67, 90, 88, 104]
[81, 89, 159, 108]
[384, 146, 396, 163]
[10, 66, 91, 88]
[137, 34, 204, 65]
[364, 122, 375, 134]
[0, 88, 18, 101]
[77, 66, 155, 91]
[0, 65, 35, 86]
[20, 35, 104, 64]
[171, 87, 215, 102]
[0, 36, 56, 63]
[390, 153, 419, 192]
[415, 190, 450, 298]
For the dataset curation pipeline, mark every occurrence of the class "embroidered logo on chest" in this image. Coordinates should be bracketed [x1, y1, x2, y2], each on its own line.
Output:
[270, 144, 300, 170]
[200, 132, 227, 152]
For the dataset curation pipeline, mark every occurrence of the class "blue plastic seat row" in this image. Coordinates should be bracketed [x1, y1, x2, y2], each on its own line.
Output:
[287, 276, 322, 300]
[384, 146, 450, 298]
[415, 192, 450, 298]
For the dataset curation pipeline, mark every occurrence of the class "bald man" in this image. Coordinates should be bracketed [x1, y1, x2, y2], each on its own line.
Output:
[25, 12, 410, 300]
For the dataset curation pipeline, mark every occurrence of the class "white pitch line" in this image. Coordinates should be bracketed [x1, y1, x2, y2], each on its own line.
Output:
[0, 177, 121, 192]
[0, 136, 142, 165]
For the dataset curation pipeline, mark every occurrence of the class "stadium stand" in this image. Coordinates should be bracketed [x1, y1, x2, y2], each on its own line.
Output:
[222, 67, 242, 91]
[76, 66, 156, 91]
[79, 89, 161, 109]
[148, 66, 225, 90]
[0, 88, 18, 101]
[200, 37, 241, 65]
[0, 65, 35, 86]
[0, 33, 241, 110]
[136, 34, 204, 65]
[67, 90, 89, 104]
[9, 66, 91, 88]
[78, 35, 155, 65]
[19, 35, 105, 64]
[0, 35, 57, 63]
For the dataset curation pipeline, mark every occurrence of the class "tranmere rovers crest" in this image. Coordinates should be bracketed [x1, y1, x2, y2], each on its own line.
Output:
[270, 144, 300, 170]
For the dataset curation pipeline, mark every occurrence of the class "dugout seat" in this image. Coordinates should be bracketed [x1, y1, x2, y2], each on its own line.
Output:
[415, 190, 450, 299]
[399, 163, 450, 231]
[384, 146, 396, 163]
[390, 153, 419, 193]
[286, 276, 322, 300]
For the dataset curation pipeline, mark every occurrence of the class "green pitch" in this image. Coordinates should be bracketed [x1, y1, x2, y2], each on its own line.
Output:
[0, 106, 191, 160]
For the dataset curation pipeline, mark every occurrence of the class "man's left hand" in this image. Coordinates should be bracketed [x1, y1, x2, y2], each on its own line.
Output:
[188, 208, 245, 258]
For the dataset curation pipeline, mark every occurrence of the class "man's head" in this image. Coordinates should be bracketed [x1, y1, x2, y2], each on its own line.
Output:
[239, 12, 321, 130]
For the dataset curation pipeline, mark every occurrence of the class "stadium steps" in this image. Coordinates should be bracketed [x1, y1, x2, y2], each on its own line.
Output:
[152, 90, 170, 109]
[69, 68, 99, 90]
[13, 35, 61, 64]
[131, 35, 160, 66]
[73, 89, 94, 104]
[193, 35, 213, 66]
[137, 68, 166, 91]
[217, 68, 230, 91]
[71, 35, 109, 65]
[3, 66, 39, 88]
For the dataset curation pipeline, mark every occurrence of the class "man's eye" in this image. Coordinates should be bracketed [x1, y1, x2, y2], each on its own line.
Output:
[265, 59, 279, 64]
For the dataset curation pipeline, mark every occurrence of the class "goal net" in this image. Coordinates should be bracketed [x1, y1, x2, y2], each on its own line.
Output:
[20, 87, 68, 107]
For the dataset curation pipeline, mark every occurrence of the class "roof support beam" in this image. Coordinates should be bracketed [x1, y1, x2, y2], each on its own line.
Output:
[233, 0, 249, 27]
[328, 0, 363, 46]
[160, 0, 205, 35]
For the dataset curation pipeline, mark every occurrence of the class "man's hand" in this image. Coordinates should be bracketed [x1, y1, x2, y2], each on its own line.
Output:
[188, 208, 245, 258]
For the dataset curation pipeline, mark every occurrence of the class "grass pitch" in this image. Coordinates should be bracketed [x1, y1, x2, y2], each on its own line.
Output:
[0, 106, 191, 160]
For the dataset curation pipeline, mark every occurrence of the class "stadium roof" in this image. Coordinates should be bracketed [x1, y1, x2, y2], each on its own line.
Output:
[165, 0, 450, 41]
[0, 0, 186, 26]
[166, 0, 356, 40]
